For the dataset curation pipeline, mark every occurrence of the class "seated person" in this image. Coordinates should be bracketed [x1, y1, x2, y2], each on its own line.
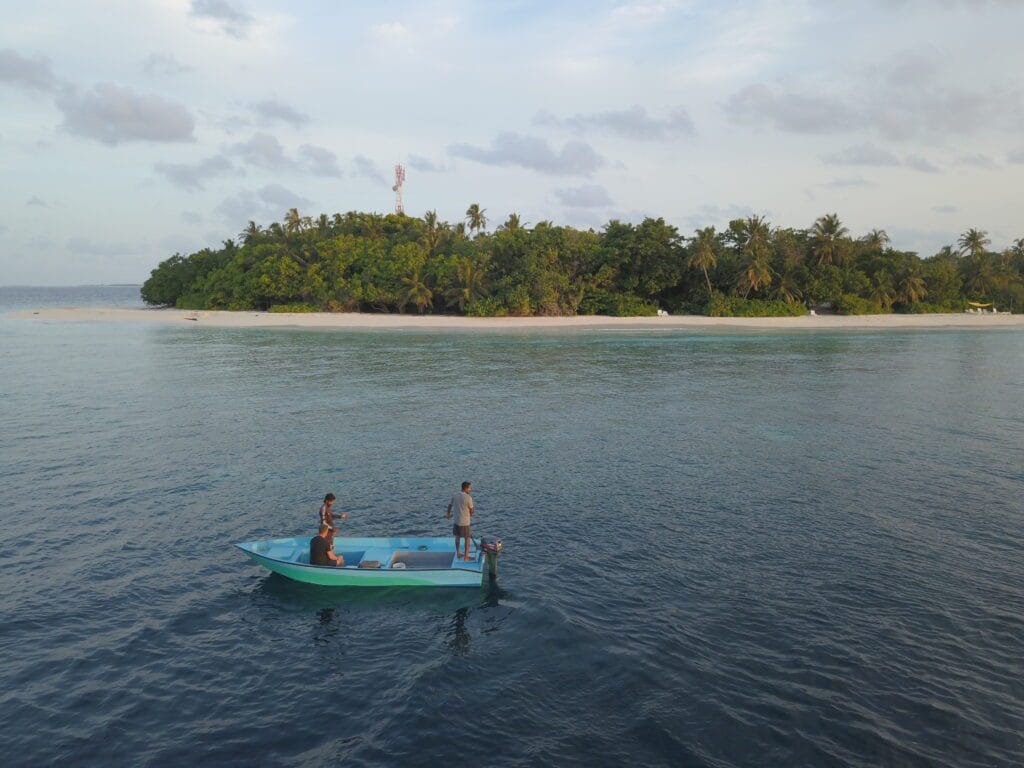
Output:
[310, 524, 345, 566]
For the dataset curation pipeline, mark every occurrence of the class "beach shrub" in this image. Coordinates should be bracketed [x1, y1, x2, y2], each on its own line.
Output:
[465, 297, 508, 317]
[835, 293, 883, 315]
[579, 290, 658, 316]
[268, 303, 318, 313]
[705, 294, 804, 317]
[898, 301, 965, 314]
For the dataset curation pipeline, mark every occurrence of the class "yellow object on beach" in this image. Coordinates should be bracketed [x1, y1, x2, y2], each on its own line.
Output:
[968, 301, 993, 307]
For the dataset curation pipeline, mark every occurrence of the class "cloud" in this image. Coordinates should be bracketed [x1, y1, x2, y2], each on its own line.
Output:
[252, 98, 309, 128]
[142, 53, 192, 77]
[726, 84, 854, 134]
[821, 144, 943, 174]
[534, 105, 694, 140]
[820, 176, 877, 189]
[448, 132, 604, 176]
[0, 49, 60, 92]
[26, 195, 48, 207]
[155, 155, 236, 189]
[956, 152, 997, 169]
[190, 0, 253, 39]
[904, 155, 940, 173]
[408, 154, 447, 172]
[680, 203, 757, 231]
[821, 143, 900, 166]
[56, 84, 195, 145]
[181, 211, 203, 224]
[552, 184, 614, 208]
[298, 144, 342, 177]
[229, 132, 293, 170]
[726, 53, 1023, 140]
[216, 184, 312, 225]
[932, 205, 958, 214]
[353, 154, 386, 184]
[1009, 148, 1024, 164]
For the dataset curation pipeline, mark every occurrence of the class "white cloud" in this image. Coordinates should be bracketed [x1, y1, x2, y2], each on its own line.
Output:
[155, 155, 236, 190]
[821, 143, 900, 166]
[552, 184, 614, 208]
[0, 48, 60, 91]
[352, 155, 386, 184]
[190, 0, 253, 39]
[449, 133, 605, 176]
[56, 84, 196, 145]
[535, 105, 695, 141]
[229, 132, 293, 170]
[216, 184, 312, 225]
[298, 144, 342, 177]
[252, 98, 309, 128]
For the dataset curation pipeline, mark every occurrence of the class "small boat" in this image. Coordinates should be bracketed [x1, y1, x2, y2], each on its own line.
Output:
[236, 535, 503, 588]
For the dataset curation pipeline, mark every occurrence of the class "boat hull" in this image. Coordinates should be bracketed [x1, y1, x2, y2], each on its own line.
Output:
[236, 536, 486, 588]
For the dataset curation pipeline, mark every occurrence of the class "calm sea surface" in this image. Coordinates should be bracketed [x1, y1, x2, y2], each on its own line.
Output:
[1, 286, 1022, 767]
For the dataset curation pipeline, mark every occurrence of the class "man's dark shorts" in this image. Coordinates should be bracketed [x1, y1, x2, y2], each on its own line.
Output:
[453, 524, 471, 537]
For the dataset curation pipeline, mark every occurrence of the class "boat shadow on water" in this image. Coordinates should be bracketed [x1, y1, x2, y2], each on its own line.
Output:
[252, 570, 508, 611]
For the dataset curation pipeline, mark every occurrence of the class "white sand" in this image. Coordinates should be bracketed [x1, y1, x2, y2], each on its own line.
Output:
[9, 307, 1024, 331]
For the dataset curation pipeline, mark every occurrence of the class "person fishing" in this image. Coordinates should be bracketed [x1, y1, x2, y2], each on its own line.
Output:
[446, 481, 475, 561]
[318, 493, 348, 546]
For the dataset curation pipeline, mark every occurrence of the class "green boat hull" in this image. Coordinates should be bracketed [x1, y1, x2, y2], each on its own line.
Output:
[236, 536, 488, 588]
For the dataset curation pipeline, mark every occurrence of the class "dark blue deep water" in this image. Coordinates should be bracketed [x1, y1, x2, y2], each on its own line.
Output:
[1, 287, 1022, 767]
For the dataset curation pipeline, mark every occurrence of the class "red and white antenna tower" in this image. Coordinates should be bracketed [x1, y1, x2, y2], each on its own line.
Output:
[392, 164, 406, 215]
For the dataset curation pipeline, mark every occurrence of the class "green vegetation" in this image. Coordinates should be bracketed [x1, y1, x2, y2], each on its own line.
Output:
[141, 208, 1024, 315]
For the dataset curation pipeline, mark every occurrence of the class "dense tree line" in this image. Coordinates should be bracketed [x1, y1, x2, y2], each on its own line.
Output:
[141, 207, 1024, 315]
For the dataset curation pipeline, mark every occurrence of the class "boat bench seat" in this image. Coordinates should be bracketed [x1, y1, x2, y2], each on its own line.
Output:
[357, 548, 393, 568]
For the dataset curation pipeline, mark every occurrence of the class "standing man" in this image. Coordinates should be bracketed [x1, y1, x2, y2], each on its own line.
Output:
[318, 493, 348, 545]
[446, 481, 475, 561]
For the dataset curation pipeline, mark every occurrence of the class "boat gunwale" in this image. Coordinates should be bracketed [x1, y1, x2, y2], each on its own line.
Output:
[234, 542, 484, 574]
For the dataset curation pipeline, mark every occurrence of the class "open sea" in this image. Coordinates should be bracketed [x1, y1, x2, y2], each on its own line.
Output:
[0, 286, 1021, 767]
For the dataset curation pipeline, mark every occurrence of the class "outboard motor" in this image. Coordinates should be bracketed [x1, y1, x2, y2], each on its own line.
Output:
[480, 536, 503, 581]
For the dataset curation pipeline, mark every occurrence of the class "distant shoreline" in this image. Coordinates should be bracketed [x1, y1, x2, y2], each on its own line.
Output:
[9, 307, 1024, 331]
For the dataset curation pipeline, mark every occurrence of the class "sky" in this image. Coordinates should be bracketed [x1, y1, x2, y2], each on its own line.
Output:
[1, 0, 1023, 285]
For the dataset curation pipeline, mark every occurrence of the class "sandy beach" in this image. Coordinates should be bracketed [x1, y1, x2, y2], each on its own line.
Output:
[9, 307, 1024, 330]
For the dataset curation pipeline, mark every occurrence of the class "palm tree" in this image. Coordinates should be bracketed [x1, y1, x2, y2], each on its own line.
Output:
[862, 229, 890, 251]
[735, 216, 772, 298]
[401, 267, 433, 313]
[465, 203, 487, 235]
[897, 266, 927, 305]
[810, 213, 849, 266]
[445, 257, 489, 311]
[957, 228, 990, 260]
[316, 214, 330, 235]
[739, 247, 772, 298]
[773, 271, 803, 304]
[870, 270, 896, 309]
[284, 207, 304, 234]
[239, 221, 263, 244]
[502, 213, 524, 232]
[688, 226, 717, 295]
[421, 210, 444, 255]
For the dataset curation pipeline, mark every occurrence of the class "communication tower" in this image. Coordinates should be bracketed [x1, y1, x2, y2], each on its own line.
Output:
[392, 164, 406, 215]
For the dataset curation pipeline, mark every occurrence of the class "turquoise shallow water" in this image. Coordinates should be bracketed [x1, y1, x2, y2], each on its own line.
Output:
[1, 287, 1022, 767]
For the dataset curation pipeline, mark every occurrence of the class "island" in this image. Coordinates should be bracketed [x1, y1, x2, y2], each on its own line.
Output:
[140, 208, 1023, 319]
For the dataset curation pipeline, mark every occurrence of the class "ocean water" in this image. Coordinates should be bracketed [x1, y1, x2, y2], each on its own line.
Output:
[0, 287, 1021, 767]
